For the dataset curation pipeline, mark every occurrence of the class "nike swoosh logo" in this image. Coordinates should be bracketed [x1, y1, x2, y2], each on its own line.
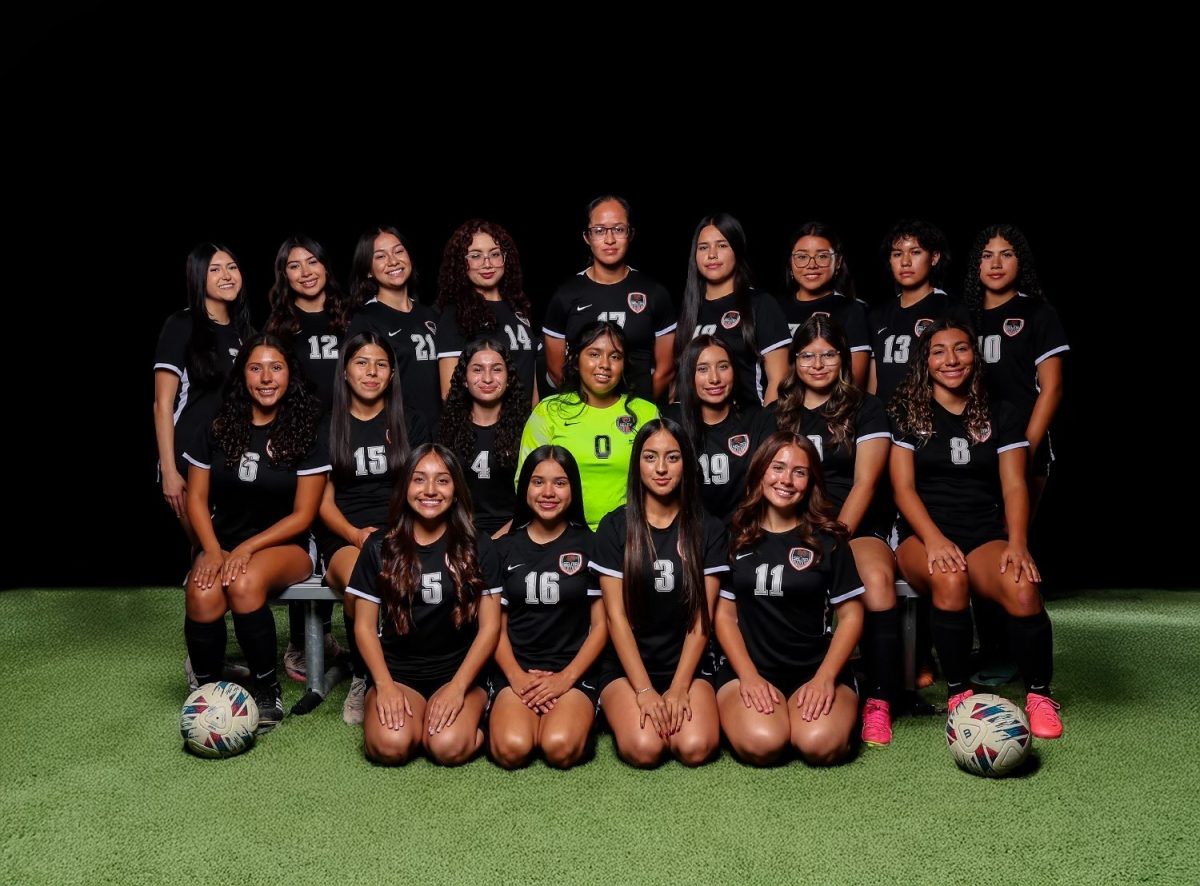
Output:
[876, 327, 887, 335]
[388, 328, 403, 336]
[735, 552, 754, 560]
[564, 421, 582, 426]
[506, 564, 525, 572]
[576, 304, 593, 312]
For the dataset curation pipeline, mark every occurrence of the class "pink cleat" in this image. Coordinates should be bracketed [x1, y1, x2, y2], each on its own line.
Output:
[1026, 692, 1064, 739]
[861, 698, 893, 747]
[947, 688, 974, 713]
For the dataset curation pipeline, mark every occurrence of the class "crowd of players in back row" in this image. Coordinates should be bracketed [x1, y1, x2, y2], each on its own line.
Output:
[153, 197, 1067, 768]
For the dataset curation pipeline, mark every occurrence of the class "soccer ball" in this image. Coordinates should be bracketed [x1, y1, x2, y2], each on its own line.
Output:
[946, 693, 1032, 777]
[181, 681, 260, 758]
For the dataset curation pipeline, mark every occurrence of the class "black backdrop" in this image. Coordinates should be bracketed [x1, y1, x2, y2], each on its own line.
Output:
[5, 102, 1176, 591]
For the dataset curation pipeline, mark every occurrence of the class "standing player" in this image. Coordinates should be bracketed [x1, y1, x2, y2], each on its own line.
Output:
[769, 317, 897, 746]
[542, 195, 676, 402]
[591, 418, 727, 767]
[183, 334, 329, 730]
[437, 336, 530, 538]
[888, 319, 1063, 739]
[518, 322, 658, 530]
[776, 222, 871, 389]
[435, 219, 538, 405]
[662, 335, 771, 522]
[154, 243, 252, 543]
[675, 213, 790, 406]
[489, 446, 606, 769]
[347, 225, 443, 430]
[715, 432, 865, 765]
[317, 332, 430, 724]
[265, 234, 354, 412]
[346, 444, 503, 766]
[868, 219, 955, 405]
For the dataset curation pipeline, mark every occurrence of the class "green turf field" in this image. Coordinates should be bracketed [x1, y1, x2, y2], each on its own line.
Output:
[2, 588, 1197, 885]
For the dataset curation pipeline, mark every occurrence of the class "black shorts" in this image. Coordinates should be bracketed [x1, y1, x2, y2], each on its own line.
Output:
[490, 670, 601, 706]
[367, 671, 490, 703]
[852, 517, 895, 544]
[595, 648, 718, 696]
[897, 524, 1006, 559]
[715, 660, 858, 699]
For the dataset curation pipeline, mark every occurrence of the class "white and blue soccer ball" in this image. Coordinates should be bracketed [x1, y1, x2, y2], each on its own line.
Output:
[181, 681, 259, 759]
[946, 692, 1032, 777]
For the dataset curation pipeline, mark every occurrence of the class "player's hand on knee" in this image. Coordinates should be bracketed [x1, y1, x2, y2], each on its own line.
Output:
[426, 683, 466, 734]
[221, 546, 253, 586]
[926, 535, 967, 575]
[999, 545, 1040, 584]
[376, 681, 410, 730]
[795, 675, 836, 722]
[739, 674, 782, 714]
[192, 550, 225, 591]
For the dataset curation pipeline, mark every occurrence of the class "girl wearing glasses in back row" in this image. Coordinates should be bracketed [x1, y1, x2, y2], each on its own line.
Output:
[776, 222, 871, 389]
[436, 219, 538, 407]
[542, 195, 677, 403]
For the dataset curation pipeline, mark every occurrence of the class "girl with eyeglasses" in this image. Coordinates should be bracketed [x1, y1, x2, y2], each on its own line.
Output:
[662, 335, 773, 521]
[518, 321, 658, 530]
[888, 319, 1063, 740]
[591, 418, 727, 768]
[435, 219, 538, 407]
[542, 195, 677, 403]
[346, 444, 503, 766]
[437, 335, 530, 539]
[489, 446, 606, 769]
[776, 222, 871, 389]
[715, 432, 865, 766]
[347, 225, 443, 431]
[768, 316, 898, 746]
[675, 213, 791, 407]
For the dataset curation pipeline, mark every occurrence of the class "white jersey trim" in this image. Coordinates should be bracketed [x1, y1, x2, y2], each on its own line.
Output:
[655, 322, 679, 337]
[761, 338, 791, 355]
[856, 431, 892, 445]
[587, 588, 603, 596]
[543, 327, 566, 340]
[893, 440, 916, 451]
[297, 464, 333, 476]
[850, 345, 872, 353]
[830, 585, 866, 605]
[718, 589, 737, 600]
[482, 585, 503, 596]
[704, 565, 731, 575]
[589, 561, 623, 579]
[154, 361, 183, 378]
[997, 441, 1030, 454]
[345, 586, 381, 604]
[436, 349, 463, 359]
[183, 453, 210, 470]
[1034, 344, 1070, 365]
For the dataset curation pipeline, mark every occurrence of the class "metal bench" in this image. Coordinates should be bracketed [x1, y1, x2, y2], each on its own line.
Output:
[273, 577, 349, 714]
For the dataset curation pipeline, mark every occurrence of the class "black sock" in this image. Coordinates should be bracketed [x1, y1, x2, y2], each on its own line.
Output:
[974, 597, 1009, 661]
[233, 606, 279, 689]
[184, 617, 227, 686]
[287, 602, 305, 646]
[318, 600, 334, 636]
[931, 607, 974, 693]
[863, 607, 900, 701]
[344, 613, 364, 678]
[1009, 610, 1054, 694]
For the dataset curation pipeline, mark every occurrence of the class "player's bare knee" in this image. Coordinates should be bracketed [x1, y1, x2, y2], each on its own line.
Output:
[673, 732, 718, 767]
[618, 734, 666, 768]
[489, 729, 535, 769]
[426, 729, 478, 766]
[540, 729, 585, 769]
[365, 730, 417, 766]
[730, 728, 786, 766]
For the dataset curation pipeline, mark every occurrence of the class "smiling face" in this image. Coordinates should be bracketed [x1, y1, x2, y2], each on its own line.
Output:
[794, 335, 842, 394]
[578, 332, 624, 401]
[370, 232, 411, 291]
[465, 348, 508, 406]
[243, 345, 290, 414]
[407, 451, 454, 523]
[285, 247, 327, 299]
[760, 443, 810, 514]
[345, 343, 392, 406]
[206, 250, 242, 303]
[466, 231, 505, 292]
[639, 429, 684, 499]
[694, 344, 734, 406]
[526, 458, 572, 523]
[889, 236, 939, 290]
[979, 235, 1019, 294]
[584, 199, 632, 269]
[926, 327, 975, 393]
[695, 224, 736, 288]
[790, 235, 839, 296]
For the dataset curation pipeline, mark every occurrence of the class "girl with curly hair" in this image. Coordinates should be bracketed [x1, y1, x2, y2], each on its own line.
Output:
[437, 335, 529, 538]
[345, 444, 503, 766]
[715, 432, 865, 766]
[435, 219, 537, 405]
[182, 333, 329, 731]
[264, 234, 355, 412]
[346, 225, 443, 430]
[591, 418, 727, 767]
[518, 321, 658, 530]
[888, 319, 1063, 739]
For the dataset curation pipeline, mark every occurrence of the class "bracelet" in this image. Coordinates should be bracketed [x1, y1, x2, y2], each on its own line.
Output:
[636, 686, 653, 696]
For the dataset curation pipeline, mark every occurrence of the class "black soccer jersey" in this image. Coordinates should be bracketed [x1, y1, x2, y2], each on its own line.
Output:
[184, 423, 331, 550]
[721, 529, 864, 673]
[462, 422, 517, 536]
[693, 290, 791, 406]
[590, 508, 729, 675]
[346, 531, 503, 684]
[892, 400, 1029, 543]
[977, 295, 1070, 423]
[497, 525, 600, 672]
[436, 301, 538, 400]
[777, 292, 871, 358]
[324, 410, 429, 532]
[661, 404, 774, 521]
[291, 309, 342, 412]
[347, 298, 443, 429]
[542, 269, 676, 401]
[868, 289, 956, 404]
[154, 309, 242, 471]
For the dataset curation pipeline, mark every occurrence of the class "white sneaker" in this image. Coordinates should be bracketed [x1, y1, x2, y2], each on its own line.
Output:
[343, 676, 368, 725]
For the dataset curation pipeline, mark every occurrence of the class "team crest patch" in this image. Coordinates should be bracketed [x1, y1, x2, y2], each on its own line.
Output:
[728, 434, 750, 457]
[559, 553, 583, 575]
[627, 291, 647, 314]
[425, 320, 438, 335]
[721, 310, 741, 329]
[977, 423, 992, 442]
[788, 547, 814, 571]
[914, 318, 934, 337]
[1003, 318, 1024, 337]
[514, 311, 531, 327]
[616, 414, 637, 434]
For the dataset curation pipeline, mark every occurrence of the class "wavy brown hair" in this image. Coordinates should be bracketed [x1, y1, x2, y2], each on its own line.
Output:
[265, 234, 354, 337]
[437, 335, 528, 475]
[212, 333, 322, 470]
[435, 219, 531, 338]
[377, 444, 484, 635]
[962, 223, 1045, 329]
[730, 432, 846, 558]
[887, 318, 992, 444]
[773, 315, 862, 452]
